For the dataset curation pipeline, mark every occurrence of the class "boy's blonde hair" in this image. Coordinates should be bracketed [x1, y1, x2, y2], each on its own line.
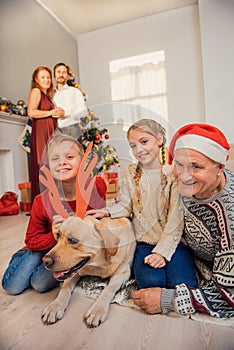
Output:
[47, 131, 84, 157]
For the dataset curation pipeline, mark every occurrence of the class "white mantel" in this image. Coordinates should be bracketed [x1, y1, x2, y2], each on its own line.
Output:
[0, 112, 29, 197]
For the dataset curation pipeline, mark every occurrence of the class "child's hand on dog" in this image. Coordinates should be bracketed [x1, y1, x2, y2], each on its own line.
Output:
[86, 208, 110, 219]
[52, 215, 65, 236]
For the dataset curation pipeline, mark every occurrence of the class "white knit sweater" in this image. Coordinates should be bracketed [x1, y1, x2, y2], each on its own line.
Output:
[108, 163, 184, 261]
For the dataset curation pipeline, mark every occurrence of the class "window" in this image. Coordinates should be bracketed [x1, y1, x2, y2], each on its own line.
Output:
[109, 51, 168, 121]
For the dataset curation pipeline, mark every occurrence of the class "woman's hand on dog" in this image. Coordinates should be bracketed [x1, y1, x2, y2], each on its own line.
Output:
[52, 215, 65, 236]
[86, 208, 110, 219]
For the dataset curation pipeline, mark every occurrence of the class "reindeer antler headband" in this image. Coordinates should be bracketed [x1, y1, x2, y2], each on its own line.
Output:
[39, 142, 97, 219]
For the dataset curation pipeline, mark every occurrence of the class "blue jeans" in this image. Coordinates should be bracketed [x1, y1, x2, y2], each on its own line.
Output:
[133, 242, 198, 289]
[2, 249, 59, 295]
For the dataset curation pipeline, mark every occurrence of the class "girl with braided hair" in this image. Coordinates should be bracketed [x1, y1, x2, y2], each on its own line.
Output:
[87, 119, 197, 290]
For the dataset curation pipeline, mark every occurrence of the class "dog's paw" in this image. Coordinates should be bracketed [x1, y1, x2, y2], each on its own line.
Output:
[84, 304, 109, 328]
[41, 302, 65, 325]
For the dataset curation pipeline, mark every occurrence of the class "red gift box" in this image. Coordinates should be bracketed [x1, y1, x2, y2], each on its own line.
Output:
[103, 171, 118, 184]
[20, 202, 31, 212]
[103, 172, 119, 198]
[18, 182, 31, 212]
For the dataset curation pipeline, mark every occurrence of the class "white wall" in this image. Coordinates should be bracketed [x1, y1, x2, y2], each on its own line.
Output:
[77, 5, 205, 168]
[198, 0, 234, 143]
[78, 2, 234, 147]
[0, 0, 79, 103]
[78, 5, 205, 139]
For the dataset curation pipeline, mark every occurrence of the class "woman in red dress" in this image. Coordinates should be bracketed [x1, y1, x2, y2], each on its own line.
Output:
[27, 66, 65, 202]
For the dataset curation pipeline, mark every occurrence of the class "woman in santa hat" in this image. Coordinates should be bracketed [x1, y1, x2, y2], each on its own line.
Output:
[132, 123, 234, 318]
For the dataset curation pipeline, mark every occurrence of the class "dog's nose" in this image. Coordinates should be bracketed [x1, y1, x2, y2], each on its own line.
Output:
[43, 255, 54, 269]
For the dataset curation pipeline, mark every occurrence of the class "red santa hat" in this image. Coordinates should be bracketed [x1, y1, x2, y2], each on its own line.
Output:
[168, 123, 230, 165]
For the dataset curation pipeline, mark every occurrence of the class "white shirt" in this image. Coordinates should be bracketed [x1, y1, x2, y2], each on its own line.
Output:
[53, 84, 88, 127]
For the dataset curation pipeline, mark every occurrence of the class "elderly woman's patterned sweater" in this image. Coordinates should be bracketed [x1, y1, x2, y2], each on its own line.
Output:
[161, 169, 234, 317]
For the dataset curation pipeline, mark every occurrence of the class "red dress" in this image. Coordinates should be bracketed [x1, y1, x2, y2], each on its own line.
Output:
[29, 92, 57, 203]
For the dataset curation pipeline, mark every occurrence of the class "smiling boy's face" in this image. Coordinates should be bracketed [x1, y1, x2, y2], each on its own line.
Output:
[48, 141, 82, 181]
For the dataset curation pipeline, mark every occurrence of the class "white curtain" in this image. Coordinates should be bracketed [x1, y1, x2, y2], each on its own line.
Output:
[110, 52, 168, 121]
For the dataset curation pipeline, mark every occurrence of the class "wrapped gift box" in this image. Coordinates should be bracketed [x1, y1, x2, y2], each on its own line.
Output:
[103, 172, 118, 199]
[18, 182, 31, 212]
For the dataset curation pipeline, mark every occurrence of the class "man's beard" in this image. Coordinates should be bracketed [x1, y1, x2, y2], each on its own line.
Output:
[57, 77, 66, 85]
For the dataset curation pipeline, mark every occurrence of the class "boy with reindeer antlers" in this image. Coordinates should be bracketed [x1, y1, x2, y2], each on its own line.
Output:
[2, 133, 106, 295]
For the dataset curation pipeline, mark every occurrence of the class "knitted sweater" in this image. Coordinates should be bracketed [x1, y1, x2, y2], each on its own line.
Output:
[108, 163, 184, 261]
[24, 177, 106, 251]
[161, 169, 234, 318]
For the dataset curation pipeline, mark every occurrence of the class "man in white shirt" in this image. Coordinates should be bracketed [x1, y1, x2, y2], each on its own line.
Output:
[53, 63, 88, 130]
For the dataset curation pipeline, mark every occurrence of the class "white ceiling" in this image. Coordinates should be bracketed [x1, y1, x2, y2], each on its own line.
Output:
[36, 0, 197, 37]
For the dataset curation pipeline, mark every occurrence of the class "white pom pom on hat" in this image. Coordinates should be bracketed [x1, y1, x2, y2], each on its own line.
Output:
[169, 123, 230, 165]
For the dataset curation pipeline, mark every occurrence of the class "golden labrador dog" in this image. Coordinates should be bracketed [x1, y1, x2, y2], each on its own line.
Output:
[41, 215, 136, 327]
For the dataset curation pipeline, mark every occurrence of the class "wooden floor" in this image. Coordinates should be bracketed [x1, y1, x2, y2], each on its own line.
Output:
[1, 213, 234, 350]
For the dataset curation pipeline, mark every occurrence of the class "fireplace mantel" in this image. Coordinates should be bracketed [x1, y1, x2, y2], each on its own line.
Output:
[0, 111, 28, 125]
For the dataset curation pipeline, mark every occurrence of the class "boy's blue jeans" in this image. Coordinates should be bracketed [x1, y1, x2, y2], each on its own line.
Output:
[133, 242, 198, 289]
[2, 249, 59, 295]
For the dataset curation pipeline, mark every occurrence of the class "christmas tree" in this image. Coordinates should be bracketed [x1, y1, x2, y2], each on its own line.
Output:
[78, 110, 120, 176]
[66, 69, 120, 175]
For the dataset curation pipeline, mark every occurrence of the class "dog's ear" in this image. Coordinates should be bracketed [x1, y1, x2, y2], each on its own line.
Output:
[94, 220, 120, 256]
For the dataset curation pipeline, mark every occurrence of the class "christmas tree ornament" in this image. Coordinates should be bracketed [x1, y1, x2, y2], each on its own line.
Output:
[0, 96, 27, 115]
[17, 100, 25, 105]
[0, 104, 8, 112]
[95, 133, 101, 141]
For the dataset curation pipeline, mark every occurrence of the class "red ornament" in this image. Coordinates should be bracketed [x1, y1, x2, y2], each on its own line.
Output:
[95, 134, 101, 140]
[105, 134, 110, 139]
